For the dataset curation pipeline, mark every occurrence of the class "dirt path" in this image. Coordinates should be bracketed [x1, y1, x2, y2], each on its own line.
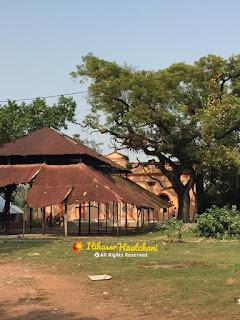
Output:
[0, 261, 165, 320]
[1, 261, 229, 320]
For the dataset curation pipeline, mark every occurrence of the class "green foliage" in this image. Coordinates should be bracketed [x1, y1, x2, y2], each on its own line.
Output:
[72, 133, 103, 153]
[71, 53, 240, 171]
[12, 184, 26, 209]
[157, 218, 183, 242]
[0, 96, 77, 145]
[126, 162, 133, 170]
[192, 205, 240, 238]
[71, 53, 240, 221]
[199, 167, 240, 213]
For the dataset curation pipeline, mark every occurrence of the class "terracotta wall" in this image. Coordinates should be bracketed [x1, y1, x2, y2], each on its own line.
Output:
[106, 153, 196, 220]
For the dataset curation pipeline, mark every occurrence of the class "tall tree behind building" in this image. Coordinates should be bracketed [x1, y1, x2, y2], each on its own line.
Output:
[71, 53, 240, 221]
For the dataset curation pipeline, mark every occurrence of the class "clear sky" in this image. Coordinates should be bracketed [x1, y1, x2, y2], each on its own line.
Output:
[1, 0, 240, 160]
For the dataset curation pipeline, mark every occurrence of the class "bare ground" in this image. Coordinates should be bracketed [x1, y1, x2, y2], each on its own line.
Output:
[0, 261, 235, 320]
[0, 261, 169, 320]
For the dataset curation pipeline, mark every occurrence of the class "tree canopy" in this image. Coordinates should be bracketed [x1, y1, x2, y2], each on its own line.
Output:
[71, 53, 240, 220]
[0, 95, 77, 144]
[0, 95, 77, 233]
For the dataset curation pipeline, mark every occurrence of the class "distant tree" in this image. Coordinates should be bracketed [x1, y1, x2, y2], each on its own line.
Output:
[12, 184, 26, 209]
[73, 133, 103, 153]
[199, 167, 240, 214]
[0, 95, 77, 144]
[71, 53, 240, 221]
[0, 95, 77, 233]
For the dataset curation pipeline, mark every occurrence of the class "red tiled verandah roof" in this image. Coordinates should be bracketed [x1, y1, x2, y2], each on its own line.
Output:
[26, 163, 171, 209]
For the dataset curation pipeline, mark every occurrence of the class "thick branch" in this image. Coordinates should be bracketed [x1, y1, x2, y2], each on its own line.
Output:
[114, 97, 131, 109]
[220, 73, 240, 93]
[136, 157, 168, 190]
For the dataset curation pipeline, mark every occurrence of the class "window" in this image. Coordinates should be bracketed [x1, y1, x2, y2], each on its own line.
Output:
[147, 181, 155, 187]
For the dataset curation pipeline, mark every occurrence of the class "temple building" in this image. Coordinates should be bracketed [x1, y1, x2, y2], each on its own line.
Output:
[106, 151, 196, 220]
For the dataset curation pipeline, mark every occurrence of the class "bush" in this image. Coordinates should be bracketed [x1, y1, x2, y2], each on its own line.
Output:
[157, 218, 183, 242]
[192, 205, 240, 238]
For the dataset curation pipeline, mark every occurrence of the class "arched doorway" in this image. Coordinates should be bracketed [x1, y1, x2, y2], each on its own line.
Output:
[159, 193, 171, 217]
[159, 194, 171, 203]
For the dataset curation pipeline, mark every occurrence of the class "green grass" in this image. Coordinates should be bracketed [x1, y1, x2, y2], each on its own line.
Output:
[1, 231, 240, 318]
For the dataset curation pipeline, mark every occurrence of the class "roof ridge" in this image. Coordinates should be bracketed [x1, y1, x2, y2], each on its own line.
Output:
[49, 127, 78, 145]
[48, 128, 128, 171]
[0, 127, 128, 172]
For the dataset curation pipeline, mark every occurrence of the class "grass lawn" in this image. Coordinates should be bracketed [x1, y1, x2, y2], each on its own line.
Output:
[1, 231, 240, 319]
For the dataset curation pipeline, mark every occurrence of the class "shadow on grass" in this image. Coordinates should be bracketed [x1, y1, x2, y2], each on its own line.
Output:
[0, 224, 160, 238]
[0, 238, 54, 255]
[0, 301, 98, 320]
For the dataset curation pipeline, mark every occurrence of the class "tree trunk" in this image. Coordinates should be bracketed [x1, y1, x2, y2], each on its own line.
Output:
[153, 157, 195, 222]
[177, 188, 190, 222]
[2, 185, 16, 234]
[194, 175, 204, 218]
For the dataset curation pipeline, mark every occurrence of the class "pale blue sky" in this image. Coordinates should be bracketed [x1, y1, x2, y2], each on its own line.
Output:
[1, 0, 240, 160]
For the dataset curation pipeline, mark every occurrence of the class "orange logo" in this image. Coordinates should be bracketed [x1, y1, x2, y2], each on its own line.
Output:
[73, 241, 85, 253]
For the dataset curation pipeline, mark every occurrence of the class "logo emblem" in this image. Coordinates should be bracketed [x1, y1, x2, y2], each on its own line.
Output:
[73, 241, 85, 253]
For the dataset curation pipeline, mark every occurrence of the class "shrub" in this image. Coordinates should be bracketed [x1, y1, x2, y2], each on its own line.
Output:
[192, 205, 240, 238]
[157, 218, 183, 242]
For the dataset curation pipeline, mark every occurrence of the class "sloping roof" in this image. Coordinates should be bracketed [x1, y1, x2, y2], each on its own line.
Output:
[27, 164, 126, 207]
[106, 151, 129, 159]
[27, 164, 122, 207]
[0, 165, 42, 187]
[27, 185, 73, 208]
[26, 164, 170, 209]
[112, 175, 172, 209]
[0, 127, 127, 172]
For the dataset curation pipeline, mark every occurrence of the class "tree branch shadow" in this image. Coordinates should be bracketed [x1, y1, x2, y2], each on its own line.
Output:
[0, 301, 98, 320]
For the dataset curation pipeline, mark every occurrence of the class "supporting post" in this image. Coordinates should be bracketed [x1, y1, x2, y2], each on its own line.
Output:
[112, 201, 115, 231]
[137, 208, 140, 233]
[5, 209, 9, 234]
[148, 208, 150, 228]
[29, 207, 32, 231]
[168, 208, 170, 220]
[78, 203, 81, 236]
[106, 203, 108, 232]
[88, 202, 91, 235]
[42, 207, 45, 235]
[23, 183, 28, 236]
[125, 203, 128, 235]
[97, 203, 100, 233]
[49, 206, 52, 229]
[116, 203, 119, 238]
[120, 203, 122, 230]
[64, 204, 68, 237]
[142, 208, 145, 232]
[22, 210, 26, 237]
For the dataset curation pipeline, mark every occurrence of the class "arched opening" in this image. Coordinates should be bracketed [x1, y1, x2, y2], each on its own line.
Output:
[159, 193, 171, 214]
[159, 194, 170, 202]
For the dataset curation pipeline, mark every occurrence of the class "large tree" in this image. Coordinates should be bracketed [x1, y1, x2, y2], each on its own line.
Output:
[71, 53, 240, 221]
